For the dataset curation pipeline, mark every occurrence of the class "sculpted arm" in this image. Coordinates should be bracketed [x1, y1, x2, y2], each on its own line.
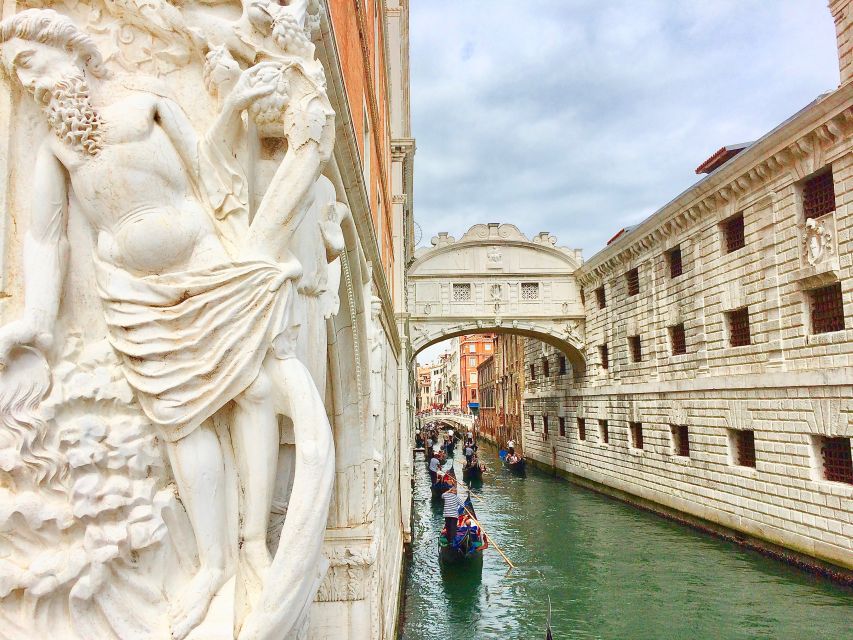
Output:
[0, 144, 68, 362]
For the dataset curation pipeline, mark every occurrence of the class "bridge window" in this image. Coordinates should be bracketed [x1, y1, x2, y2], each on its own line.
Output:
[802, 169, 835, 220]
[453, 283, 472, 302]
[809, 283, 845, 334]
[559, 356, 567, 375]
[630, 422, 644, 450]
[669, 323, 687, 356]
[599, 420, 609, 444]
[599, 344, 609, 370]
[626, 268, 640, 297]
[521, 282, 540, 300]
[577, 418, 586, 441]
[721, 212, 746, 254]
[542, 357, 550, 377]
[816, 436, 852, 484]
[726, 307, 751, 347]
[559, 417, 566, 436]
[595, 285, 606, 309]
[668, 245, 683, 278]
[629, 335, 642, 363]
[671, 425, 690, 457]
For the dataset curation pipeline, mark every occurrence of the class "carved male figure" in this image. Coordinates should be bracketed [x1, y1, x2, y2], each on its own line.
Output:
[0, 9, 335, 639]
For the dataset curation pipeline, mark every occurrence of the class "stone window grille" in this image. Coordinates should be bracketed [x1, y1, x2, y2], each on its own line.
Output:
[626, 268, 640, 296]
[559, 416, 566, 437]
[727, 307, 751, 347]
[809, 283, 845, 334]
[542, 357, 550, 377]
[669, 323, 687, 355]
[521, 282, 540, 300]
[819, 437, 852, 484]
[559, 356, 567, 375]
[595, 285, 606, 309]
[599, 344, 609, 370]
[529, 415, 535, 431]
[629, 335, 642, 362]
[453, 283, 472, 302]
[733, 430, 756, 468]
[577, 418, 586, 441]
[599, 420, 609, 444]
[722, 212, 746, 254]
[671, 425, 690, 457]
[668, 245, 683, 278]
[543, 415, 549, 435]
[630, 422, 644, 450]
[529, 363, 536, 380]
[803, 170, 836, 220]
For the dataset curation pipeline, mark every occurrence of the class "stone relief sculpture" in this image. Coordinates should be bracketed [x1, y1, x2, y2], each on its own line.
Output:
[803, 217, 833, 266]
[0, 3, 346, 639]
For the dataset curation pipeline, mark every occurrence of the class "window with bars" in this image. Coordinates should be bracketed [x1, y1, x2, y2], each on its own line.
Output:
[529, 415, 535, 431]
[529, 363, 536, 380]
[626, 268, 640, 296]
[577, 418, 586, 441]
[727, 307, 751, 347]
[543, 415, 549, 435]
[732, 429, 756, 468]
[629, 335, 642, 363]
[559, 356, 567, 375]
[559, 417, 566, 437]
[599, 420, 609, 444]
[595, 286, 606, 309]
[599, 344, 609, 370]
[543, 358, 550, 377]
[819, 436, 852, 484]
[803, 170, 836, 220]
[630, 422, 644, 450]
[453, 283, 472, 301]
[722, 213, 746, 254]
[668, 245, 683, 278]
[809, 283, 845, 334]
[521, 282, 540, 300]
[671, 425, 690, 457]
[670, 323, 687, 355]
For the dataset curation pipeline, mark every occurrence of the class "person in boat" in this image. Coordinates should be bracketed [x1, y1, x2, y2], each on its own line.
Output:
[441, 483, 461, 544]
[506, 445, 520, 465]
[464, 441, 475, 464]
[428, 449, 441, 485]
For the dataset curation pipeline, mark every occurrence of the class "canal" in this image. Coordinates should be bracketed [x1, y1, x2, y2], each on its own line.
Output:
[400, 443, 853, 639]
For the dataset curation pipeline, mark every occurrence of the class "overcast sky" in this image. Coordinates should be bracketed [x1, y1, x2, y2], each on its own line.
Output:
[412, 0, 838, 365]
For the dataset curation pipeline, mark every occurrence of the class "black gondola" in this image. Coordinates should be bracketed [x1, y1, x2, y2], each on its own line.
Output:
[430, 467, 456, 499]
[438, 500, 486, 567]
[504, 456, 526, 475]
[462, 460, 484, 481]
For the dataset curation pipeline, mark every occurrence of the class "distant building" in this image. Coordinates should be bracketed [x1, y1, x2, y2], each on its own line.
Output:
[459, 334, 495, 413]
[478, 334, 527, 446]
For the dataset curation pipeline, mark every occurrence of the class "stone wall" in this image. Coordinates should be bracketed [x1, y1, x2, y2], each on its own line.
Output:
[522, 81, 853, 572]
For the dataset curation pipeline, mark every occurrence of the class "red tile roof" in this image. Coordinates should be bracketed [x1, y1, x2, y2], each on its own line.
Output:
[695, 142, 753, 175]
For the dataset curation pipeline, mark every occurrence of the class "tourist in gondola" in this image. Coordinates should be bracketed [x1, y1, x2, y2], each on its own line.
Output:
[441, 483, 461, 544]
[464, 441, 475, 464]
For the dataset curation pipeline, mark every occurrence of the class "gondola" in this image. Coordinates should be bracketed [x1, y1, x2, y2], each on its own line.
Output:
[503, 456, 526, 475]
[430, 467, 456, 499]
[438, 499, 487, 567]
[462, 460, 484, 481]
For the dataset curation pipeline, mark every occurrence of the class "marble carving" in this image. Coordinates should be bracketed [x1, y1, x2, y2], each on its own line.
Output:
[0, 2, 346, 639]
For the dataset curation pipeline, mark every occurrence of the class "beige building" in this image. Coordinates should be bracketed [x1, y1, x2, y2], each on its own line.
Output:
[522, 1, 853, 574]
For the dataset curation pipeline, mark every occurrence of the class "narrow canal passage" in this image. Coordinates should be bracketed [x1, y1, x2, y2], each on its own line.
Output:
[400, 443, 852, 640]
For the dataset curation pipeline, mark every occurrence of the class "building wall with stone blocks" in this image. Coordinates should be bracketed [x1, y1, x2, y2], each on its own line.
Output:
[522, 81, 853, 572]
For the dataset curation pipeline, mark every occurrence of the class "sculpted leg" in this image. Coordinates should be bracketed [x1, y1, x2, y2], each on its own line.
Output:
[230, 368, 280, 632]
[164, 423, 230, 640]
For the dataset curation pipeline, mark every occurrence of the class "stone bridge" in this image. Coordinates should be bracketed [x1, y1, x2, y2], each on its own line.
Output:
[406, 223, 587, 378]
[416, 412, 475, 431]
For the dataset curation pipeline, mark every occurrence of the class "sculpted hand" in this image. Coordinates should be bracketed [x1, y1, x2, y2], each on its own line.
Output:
[0, 319, 51, 369]
[224, 62, 284, 113]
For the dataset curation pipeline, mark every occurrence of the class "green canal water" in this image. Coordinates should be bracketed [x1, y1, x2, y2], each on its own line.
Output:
[400, 444, 852, 640]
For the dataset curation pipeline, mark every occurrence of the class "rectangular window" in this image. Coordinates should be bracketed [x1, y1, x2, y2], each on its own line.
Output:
[559, 417, 566, 437]
[543, 358, 550, 377]
[599, 344, 609, 370]
[722, 212, 746, 254]
[818, 436, 852, 484]
[529, 363, 536, 380]
[469, 357, 477, 367]
[629, 335, 642, 363]
[803, 170, 836, 220]
[809, 283, 845, 334]
[599, 420, 609, 444]
[595, 286, 606, 309]
[727, 307, 751, 347]
[671, 425, 690, 457]
[626, 268, 640, 296]
[469, 344, 476, 353]
[530, 415, 535, 431]
[485, 343, 492, 351]
[630, 422, 644, 450]
[668, 245, 683, 278]
[471, 389, 477, 400]
[453, 283, 472, 302]
[521, 282, 540, 300]
[543, 415, 549, 435]
[669, 323, 687, 356]
[559, 356, 567, 375]
[577, 418, 586, 441]
[469, 372, 477, 383]
[731, 429, 756, 468]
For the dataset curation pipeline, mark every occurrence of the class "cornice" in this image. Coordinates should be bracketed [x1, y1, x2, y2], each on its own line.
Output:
[576, 84, 853, 288]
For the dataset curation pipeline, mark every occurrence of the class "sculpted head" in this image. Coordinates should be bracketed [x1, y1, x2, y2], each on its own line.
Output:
[0, 10, 104, 155]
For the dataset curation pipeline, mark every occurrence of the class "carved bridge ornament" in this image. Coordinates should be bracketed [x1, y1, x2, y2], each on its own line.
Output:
[0, 2, 369, 639]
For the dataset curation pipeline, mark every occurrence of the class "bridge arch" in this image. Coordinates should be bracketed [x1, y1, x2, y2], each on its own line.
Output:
[406, 223, 587, 379]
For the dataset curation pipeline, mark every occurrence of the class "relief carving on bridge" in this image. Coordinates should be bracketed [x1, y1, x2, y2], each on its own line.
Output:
[0, 3, 361, 639]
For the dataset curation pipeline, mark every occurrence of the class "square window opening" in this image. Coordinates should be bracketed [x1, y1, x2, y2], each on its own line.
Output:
[728, 429, 756, 468]
[809, 283, 845, 334]
[669, 323, 687, 356]
[671, 424, 690, 457]
[802, 169, 836, 220]
[816, 436, 852, 484]
[629, 335, 642, 363]
[453, 283, 472, 302]
[668, 246, 683, 278]
[599, 344, 609, 370]
[595, 286, 606, 309]
[630, 422, 644, 450]
[722, 212, 746, 254]
[626, 268, 640, 297]
[577, 418, 586, 441]
[727, 307, 751, 347]
[599, 420, 609, 445]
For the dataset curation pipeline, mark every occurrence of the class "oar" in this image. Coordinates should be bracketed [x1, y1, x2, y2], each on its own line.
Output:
[545, 595, 553, 639]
